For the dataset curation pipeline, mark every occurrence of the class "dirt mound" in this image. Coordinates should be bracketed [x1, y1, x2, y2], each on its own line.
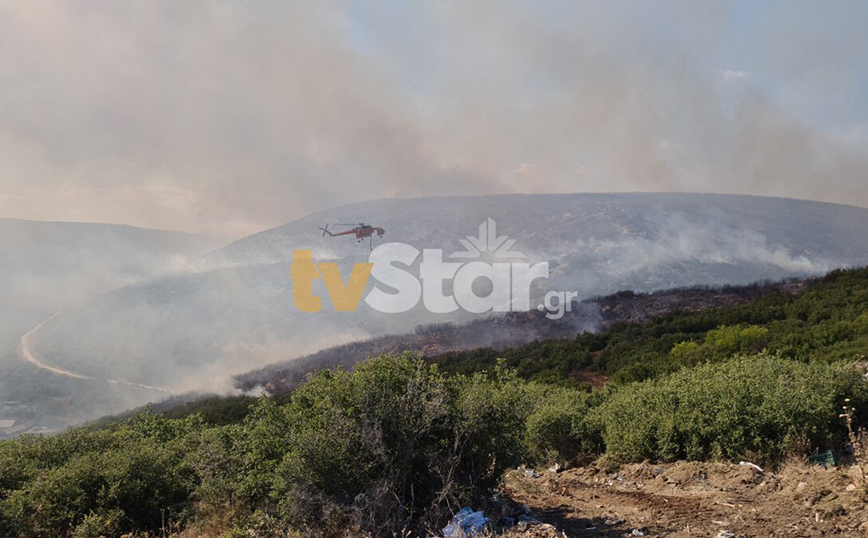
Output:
[504, 460, 867, 537]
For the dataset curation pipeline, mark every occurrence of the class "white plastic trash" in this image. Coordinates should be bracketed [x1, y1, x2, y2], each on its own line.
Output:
[442, 507, 490, 537]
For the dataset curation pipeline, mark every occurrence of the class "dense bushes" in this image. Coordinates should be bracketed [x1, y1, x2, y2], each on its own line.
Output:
[255, 355, 530, 534]
[0, 353, 535, 536]
[1, 351, 865, 536]
[523, 385, 604, 465]
[274, 356, 527, 532]
[599, 354, 868, 463]
[168, 353, 531, 536]
[0, 413, 202, 537]
[520, 354, 867, 468]
[432, 268, 868, 385]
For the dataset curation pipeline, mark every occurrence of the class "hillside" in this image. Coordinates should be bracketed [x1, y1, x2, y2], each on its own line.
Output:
[2, 266, 867, 537]
[28, 193, 868, 404]
[138, 266, 868, 432]
[208, 193, 868, 270]
[236, 278, 802, 393]
[0, 220, 225, 438]
[90, 278, 799, 427]
[428, 267, 868, 385]
[0, 219, 223, 297]
[0, 219, 223, 351]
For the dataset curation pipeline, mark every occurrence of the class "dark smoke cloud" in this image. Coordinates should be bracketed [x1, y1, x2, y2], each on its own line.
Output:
[0, 1, 866, 237]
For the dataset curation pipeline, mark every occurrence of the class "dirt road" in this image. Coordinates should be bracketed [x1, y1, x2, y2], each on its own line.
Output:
[18, 312, 92, 380]
[505, 460, 868, 537]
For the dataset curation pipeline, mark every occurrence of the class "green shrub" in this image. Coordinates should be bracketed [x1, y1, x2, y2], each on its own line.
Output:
[524, 385, 603, 465]
[449, 361, 530, 487]
[704, 324, 769, 355]
[5, 443, 191, 535]
[670, 340, 701, 359]
[184, 424, 246, 512]
[71, 509, 125, 538]
[260, 354, 530, 536]
[600, 354, 868, 463]
[0, 412, 199, 536]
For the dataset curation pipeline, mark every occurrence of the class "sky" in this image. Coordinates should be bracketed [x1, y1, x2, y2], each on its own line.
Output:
[0, 0, 867, 238]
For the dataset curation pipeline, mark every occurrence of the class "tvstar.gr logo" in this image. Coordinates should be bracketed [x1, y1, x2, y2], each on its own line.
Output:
[290, 219, 578, 319]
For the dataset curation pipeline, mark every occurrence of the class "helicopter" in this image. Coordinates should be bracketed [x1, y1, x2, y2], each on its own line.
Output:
[319, 222, 385, 250]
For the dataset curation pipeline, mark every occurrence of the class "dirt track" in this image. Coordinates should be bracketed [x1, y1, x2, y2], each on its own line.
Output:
[18, 312, 93, 380]
[505, 460, 868, 537]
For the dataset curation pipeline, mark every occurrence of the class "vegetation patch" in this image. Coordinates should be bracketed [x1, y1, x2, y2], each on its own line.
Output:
[598, 354, 868, 463]
[5, 267, 868, 536]
[433, 268, 868, 385]
[2, 352, 864, 536]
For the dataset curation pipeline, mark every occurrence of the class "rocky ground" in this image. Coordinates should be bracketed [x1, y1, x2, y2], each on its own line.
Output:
[503, 460, 867, 537]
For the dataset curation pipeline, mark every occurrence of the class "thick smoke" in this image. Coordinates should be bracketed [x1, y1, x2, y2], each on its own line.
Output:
[2, 2, 868, 432]
[0, 1, 866, 237]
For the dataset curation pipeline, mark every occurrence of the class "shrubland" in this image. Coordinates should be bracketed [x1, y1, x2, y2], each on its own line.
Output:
[598, 354, 867, 463]
[1, 354, 535, 537]
[432, 267, 868, 384]
[3, 267, 868, 536]
[1, 351, 864, 537]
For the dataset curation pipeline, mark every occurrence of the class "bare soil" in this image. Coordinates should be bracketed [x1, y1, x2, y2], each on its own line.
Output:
[503, 460, 868, 537]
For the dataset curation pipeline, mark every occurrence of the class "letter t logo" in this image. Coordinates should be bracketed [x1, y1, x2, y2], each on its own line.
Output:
[290, 249, 322, 312]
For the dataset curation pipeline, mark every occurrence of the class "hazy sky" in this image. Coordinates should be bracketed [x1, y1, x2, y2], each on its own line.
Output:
[1, 1, 867, 238]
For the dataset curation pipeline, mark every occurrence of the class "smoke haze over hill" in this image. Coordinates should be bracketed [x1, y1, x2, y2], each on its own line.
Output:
[22, 193, 868, 411]
[1, 2, 867, 237]
[2, 2, 868, 438]
[4, 5, 868, 536]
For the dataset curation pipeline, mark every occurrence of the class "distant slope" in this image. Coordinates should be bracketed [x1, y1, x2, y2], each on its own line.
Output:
[31, 193, 868, 404]
[98, 277, 805, 425]
[243, 266, 868, 397]
[236, 278, 803, 394]
[428, 266, 868, 386]
[0, 219, 225, 436]
[208, 193, 868, 272]
[0, 218, 223, 299]
[0, 219, 225, 352]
